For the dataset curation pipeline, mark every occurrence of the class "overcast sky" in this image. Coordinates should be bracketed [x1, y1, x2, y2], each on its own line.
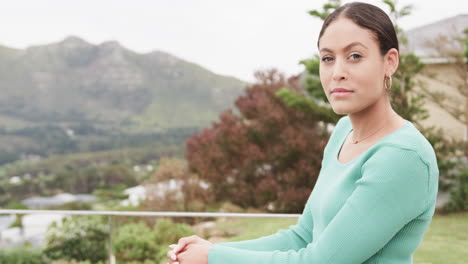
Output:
[0, 0, 466, 82]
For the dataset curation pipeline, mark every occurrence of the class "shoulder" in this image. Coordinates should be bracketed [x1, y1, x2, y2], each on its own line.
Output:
[376, 121, 438, 173]
[362, 122, 439, 193]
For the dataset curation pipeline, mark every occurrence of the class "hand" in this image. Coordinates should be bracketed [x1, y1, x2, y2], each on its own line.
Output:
[167, 235, 213, 264]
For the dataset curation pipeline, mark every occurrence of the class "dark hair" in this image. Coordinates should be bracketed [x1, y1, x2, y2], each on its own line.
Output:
[317, 2, 399, 55]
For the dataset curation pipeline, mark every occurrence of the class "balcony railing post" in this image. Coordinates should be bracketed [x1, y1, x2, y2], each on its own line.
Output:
[109, 215, 114, 264]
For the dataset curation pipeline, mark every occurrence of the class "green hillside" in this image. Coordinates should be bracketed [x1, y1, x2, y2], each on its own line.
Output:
[0, 36, 246, 163]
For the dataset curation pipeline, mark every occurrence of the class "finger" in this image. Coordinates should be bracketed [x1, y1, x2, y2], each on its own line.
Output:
[167, 254, 179, 264]
[175, 235, 199, 253]
[166, 249, 178, 262]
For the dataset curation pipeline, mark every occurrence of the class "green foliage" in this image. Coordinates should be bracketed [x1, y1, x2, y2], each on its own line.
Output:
[0, 125, 195, 166]
[390, 53, 428, 122]
[113, 222, 158, 262]
[0, 143, 184, 205]
[93, 184, 129, 201]
[421, 126, 459, 191]
[308, 0, 341, 20]
[44, 216, 109, 263]
[0, 248, 45, 264]
[276, 88, 339, 124]
[4, 199, 28, 209]
[51, 165, 137, 194]
[441, 168, 468, 213]
[113, 219, 194, 264]
[152, 219, 195, 262]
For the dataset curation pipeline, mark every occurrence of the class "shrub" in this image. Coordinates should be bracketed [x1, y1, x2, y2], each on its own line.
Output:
[44, 216, 109, 263]
[153, 219, 195, 263]
[441, 167, 468, 213]
[0, 247, 45, 264]
[113, 219, 194, 264]
[113, 222, 157, 262]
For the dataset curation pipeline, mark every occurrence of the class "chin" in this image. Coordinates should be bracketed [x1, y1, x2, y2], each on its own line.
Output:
[331, 100, 370, 116]
[330, 104, 352, 115]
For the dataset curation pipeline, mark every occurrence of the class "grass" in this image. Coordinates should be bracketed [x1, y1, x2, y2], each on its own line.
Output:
[413, 212, 468, 264]
[211, 212, 468, 264]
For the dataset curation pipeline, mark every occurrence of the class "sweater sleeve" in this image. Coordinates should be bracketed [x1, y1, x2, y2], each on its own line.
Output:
[208, 146, 430, 264]
[214, 195, 314, 251]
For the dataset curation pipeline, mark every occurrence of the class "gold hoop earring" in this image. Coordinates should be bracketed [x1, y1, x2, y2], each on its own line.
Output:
[384, 75, 392, 90]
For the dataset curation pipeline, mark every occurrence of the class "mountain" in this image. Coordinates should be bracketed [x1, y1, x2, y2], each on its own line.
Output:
[0, 36, 247, 162]
[0, 36, 246, 132]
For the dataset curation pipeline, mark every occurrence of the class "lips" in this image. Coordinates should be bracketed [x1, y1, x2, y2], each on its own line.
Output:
[330, 88, 353, 98]
[331, 88, 353, 93]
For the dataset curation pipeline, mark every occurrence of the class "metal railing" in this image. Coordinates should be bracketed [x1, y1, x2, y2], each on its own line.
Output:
[0, 209, 300, 264]
[0, 209, 301, 218]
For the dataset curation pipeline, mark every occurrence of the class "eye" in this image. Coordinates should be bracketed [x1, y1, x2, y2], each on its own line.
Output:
[349, 53, 362, 61]
[321, 56, 334, 62]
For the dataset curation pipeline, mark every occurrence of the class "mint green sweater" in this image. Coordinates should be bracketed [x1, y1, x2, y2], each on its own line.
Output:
[208, 116, 439, 264]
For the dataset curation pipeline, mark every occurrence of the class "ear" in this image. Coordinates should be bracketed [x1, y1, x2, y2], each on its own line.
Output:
[384, 48, 399, 76]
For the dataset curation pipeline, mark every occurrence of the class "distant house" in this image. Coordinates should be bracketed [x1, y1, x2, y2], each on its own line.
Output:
[120, 179, 210, 207]
[120, 185, 147, 207]
[403, 14, 468, 141]
[120, 179, 184, 207]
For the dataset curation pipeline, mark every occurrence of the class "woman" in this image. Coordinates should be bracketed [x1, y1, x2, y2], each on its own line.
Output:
[167, 2, 439, 263]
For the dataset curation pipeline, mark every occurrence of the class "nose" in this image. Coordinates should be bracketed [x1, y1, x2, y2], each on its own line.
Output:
[332, 58, 347, 81]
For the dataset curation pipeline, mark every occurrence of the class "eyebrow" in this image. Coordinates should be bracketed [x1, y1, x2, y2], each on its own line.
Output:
[319, 42, 368, 53]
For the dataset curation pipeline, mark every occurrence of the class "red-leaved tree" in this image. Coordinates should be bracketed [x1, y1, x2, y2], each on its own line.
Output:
[185, 69, 329, 213]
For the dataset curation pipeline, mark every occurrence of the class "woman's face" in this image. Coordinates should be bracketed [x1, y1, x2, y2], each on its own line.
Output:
[318, 17, 392, 115]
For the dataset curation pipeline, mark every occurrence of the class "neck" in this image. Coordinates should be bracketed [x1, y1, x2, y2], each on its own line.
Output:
[348, 96, 396, 140]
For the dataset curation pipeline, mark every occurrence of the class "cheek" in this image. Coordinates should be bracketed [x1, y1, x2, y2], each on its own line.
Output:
[319, 67, 332, 102]
[350, 62, 384, 91]
[319, 66, 331, 89]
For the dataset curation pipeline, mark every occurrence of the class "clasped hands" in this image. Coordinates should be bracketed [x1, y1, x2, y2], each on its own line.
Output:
[167, 235, 213, 264]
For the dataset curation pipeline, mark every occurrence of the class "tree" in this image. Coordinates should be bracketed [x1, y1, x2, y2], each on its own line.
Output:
[186, 70, 328, 213]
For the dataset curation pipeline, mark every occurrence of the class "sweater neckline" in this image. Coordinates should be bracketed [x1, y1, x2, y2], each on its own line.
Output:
[335, 119, 412, 166]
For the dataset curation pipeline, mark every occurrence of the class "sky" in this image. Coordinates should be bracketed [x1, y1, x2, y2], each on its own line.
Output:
[0, 0, 466, 82]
